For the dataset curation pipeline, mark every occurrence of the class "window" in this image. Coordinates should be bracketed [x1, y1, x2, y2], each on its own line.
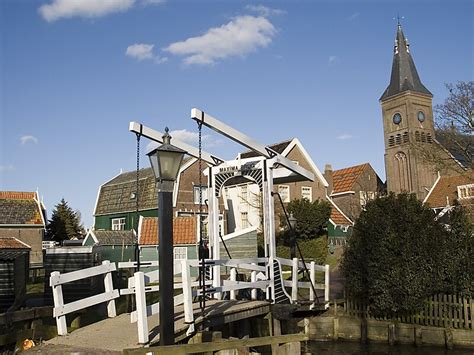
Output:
[241, 211, 249, 229]
[301, 186, 312, 201]
[240, 185, 248, 203]
[111, 217, 125, 231]
[360, 191, 376, 207]
[458, 184, 474, 199]
[402, 132, 409, 143]
[278, 185, 290, 203]
[193, 185, 208, 204]
[173, 247, 188, 260]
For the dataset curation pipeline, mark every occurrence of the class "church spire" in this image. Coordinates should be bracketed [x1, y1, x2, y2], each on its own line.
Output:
[380, 24, 432, 100]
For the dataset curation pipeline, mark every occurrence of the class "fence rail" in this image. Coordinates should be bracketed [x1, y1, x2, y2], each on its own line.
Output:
[345, 294, 473, 330]
[50, 260, 118, 335]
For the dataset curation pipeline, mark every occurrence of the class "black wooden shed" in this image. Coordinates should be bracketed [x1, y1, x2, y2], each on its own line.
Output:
[0, 237, 30, 313]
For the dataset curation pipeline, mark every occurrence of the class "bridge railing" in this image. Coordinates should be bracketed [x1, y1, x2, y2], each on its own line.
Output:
[49, 260, 119, 335]
[277, 257, 330, 308]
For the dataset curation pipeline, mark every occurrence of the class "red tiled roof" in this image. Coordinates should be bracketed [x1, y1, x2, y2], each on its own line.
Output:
[0, 191, 36, 200]
[140, 216, 197, 245]
[332, 163, 369, 194]
[0, 237, 31, 249]
[330, 206, 352, 226]
[425, 173, 474, 208]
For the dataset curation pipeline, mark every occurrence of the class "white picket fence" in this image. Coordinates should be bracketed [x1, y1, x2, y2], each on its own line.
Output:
[50, 257, 329, 344]
[49, 260, 119, 335]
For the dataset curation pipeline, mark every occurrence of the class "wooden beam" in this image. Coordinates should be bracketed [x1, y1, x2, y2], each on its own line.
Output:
[124, 333, 309, 354]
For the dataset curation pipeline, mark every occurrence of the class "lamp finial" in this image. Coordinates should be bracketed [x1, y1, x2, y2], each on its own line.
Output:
[163, 127, 171, 144]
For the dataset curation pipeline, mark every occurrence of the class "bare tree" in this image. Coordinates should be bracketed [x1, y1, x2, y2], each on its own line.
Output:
[434, 81, 473, 169]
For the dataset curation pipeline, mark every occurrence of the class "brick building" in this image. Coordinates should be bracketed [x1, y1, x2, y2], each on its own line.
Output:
[0, 191, 46, 266]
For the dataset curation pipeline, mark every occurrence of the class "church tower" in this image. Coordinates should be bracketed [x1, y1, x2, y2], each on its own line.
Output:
[380, 23, 438, 200]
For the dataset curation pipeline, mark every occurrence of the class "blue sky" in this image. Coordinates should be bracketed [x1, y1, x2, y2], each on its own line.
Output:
[1, 0, 472, 228]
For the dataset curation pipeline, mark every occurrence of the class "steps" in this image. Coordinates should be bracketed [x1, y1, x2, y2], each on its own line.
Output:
[273, 259, 291, 304]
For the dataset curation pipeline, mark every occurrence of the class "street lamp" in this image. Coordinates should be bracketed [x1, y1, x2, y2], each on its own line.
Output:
[288, 213, 297, 259]
[147, 127, 186, 346]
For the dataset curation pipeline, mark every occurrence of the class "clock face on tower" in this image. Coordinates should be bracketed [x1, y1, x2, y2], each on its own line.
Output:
[417, 111, 425, 122]
[392, 113, 402, 125]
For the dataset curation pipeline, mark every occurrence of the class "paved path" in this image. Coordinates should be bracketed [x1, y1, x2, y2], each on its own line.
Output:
[40, 300, 269, 353]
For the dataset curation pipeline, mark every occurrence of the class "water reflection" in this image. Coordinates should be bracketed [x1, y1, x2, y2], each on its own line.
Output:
[304, 341, 474, 355]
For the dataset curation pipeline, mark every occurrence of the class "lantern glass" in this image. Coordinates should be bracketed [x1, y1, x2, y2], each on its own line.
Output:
[147, 128, 186, 182]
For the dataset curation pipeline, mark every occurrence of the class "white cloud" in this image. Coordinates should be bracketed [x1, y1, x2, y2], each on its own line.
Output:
[337, 134, 352, 140]
[39, 0, 134, 22]
[328, 55, 340, 66]
[164, 15, 276, 65]
[348, 12, 360, 21]
[126, 43, 155, 60]
[0, 165, 15, 172]
[245, 5, 285, 17]
[140, 0, 165, 4]
[20, 135, 38, 145]
[126, 43, 168, 63]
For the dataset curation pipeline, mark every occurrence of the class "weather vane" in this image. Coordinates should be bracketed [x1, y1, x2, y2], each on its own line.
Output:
[393, 14, 405, 26]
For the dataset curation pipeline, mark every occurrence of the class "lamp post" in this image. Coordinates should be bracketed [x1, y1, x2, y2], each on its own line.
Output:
[288, 213, 297, 259]
[147, 127, 185, 346]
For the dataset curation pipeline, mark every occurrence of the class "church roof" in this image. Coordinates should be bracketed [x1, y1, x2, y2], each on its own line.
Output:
[380, 24, 432, 101]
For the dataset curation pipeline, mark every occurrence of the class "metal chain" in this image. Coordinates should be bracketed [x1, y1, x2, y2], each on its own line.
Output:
[197, 121, 206, 323]
[135, 133, 141, 271]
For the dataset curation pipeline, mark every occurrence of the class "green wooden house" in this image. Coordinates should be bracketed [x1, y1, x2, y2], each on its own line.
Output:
[94, 169, 158, 232]
[82, 230, 136, 263]
[327, 199, 353, 243]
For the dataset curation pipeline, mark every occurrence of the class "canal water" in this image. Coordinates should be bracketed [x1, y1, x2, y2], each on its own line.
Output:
[304, 341, 474, 354]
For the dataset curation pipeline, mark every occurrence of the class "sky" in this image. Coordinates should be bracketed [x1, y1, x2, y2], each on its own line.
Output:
[1, 0, 472, 228]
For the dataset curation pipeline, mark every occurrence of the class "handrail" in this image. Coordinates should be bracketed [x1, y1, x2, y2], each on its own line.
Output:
[50, 260, 118, 336]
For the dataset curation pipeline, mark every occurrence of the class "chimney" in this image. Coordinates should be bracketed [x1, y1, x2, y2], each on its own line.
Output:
[324, 164, 333, 194]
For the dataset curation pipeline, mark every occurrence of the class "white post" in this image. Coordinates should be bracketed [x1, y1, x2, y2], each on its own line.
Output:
[230, 268, 237, 300]
[291, 258, 298, 303]
[208, 170, 221, 299]
[181, 260, 193, 324]
[325, 264, 330, 307]
[251, 264, 257, 301]
[309, 261, 315, 304]
[102, 260, 116, 318]
[134, 271, 148, 344]
[51, 271, 67, 336]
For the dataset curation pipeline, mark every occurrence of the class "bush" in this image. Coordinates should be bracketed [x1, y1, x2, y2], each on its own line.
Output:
[282, 198, 331, 239]
[277, 237, 328, 265]
[342, 193, 473, 318]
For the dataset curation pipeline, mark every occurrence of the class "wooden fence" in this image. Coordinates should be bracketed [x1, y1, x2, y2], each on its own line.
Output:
[344, 294, 473, 330]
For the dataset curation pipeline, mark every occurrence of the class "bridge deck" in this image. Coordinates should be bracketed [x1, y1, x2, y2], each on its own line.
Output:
[44, 300, 270, 352]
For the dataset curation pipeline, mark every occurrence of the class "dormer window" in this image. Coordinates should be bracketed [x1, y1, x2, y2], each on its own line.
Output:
[457, 184, 474, 199]
[130, 192, 136, 199]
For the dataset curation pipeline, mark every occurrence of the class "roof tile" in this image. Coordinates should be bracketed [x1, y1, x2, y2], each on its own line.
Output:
[0, 191, 44, 225]
[139, 216, 197, 245]
[0, 237, 31, 249]
[425, 173, 474, 208]
[332, 163, 369, 194]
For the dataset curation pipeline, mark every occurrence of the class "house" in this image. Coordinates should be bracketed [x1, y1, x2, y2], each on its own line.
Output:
[0, 237, 30, 312]
[230, 138, 353, 238]
[138, 216, 199, 273]
[232, 138, 329, 232]
[138, 216, 258, 275]
[83, 229, 136, 263]
[94, 158, 225, 233]
[0, 191, 46, 266]
[424, 172, 474, 222]
[324, 163, 385, 221]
